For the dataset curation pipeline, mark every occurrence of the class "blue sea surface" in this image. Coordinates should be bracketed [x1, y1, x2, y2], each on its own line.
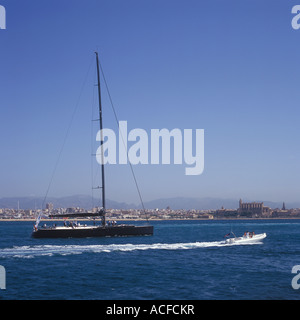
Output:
[0, 219, 299, 300]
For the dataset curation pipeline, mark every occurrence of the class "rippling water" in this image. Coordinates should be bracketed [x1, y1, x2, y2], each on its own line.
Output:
[0, 220, 299, 299]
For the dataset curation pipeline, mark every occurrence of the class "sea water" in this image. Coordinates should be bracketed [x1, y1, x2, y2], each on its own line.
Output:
[0, 219, 299, 300]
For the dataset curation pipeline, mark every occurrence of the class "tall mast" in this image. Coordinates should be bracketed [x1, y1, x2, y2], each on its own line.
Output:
[95, 52, 106, 227]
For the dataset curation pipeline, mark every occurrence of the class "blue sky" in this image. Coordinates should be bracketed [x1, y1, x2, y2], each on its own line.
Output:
[0, 0, 300, 205]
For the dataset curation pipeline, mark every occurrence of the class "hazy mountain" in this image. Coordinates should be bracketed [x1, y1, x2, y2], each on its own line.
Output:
[142, 197, 238, 210]
[0, 195, 298, 210]
[0, 195, 135, 210]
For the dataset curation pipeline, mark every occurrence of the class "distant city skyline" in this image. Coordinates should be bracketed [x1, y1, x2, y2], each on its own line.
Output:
[1, 1, 300, 204]
[0, 195, 298, 212]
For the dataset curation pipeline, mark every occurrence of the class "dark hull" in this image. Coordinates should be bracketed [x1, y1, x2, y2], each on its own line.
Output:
[32, 225, 153, 239]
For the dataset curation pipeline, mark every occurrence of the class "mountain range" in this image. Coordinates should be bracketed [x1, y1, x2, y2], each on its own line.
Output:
[0, 195, 298, 210]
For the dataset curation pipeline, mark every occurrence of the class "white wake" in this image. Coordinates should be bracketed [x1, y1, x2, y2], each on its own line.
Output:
[0, 239, 262, 259]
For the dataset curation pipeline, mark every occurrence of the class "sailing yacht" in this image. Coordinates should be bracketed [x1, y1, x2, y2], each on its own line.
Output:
[32, 53, 153, 238]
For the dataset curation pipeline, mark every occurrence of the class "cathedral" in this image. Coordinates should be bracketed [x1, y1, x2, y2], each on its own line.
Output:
[238, 199, 272, 216]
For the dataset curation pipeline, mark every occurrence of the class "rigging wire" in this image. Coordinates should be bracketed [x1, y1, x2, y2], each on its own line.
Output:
[98, 61, 150, 222]
[40, 55, 94, 214]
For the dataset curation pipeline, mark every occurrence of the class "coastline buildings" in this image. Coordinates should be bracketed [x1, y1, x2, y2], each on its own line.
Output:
[238, 199, 272, 217]
[45, 203, 53, 213]
[1, 198, 300, 220]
